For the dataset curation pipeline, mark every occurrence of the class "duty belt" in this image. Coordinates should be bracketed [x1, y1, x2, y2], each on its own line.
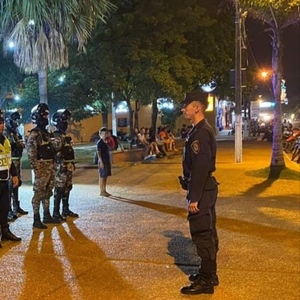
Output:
[37, 159, 53, 162]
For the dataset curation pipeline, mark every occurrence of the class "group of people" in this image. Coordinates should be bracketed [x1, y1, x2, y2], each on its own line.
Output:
[0, 104, 78, 249]
[129, 126, 179, 160]
[1, 91, 220, 296]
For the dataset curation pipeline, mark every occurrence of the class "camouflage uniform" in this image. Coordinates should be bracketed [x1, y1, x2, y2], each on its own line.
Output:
[27, 103, 60, 229]
[51, 109, 78, 220]
[27, 129, 55, 214]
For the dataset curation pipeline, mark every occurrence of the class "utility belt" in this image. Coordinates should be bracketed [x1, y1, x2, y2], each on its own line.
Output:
[37, 159, 53, 162]
[0, 170, 9, 181]
[12, 157, 21, 161]
[64, 160, 75, 163]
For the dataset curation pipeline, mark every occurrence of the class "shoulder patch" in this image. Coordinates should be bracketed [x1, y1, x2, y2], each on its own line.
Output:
[191, 140, 200, 154]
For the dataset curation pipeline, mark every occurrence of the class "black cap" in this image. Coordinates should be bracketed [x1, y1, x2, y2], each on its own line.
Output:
[181, 92, 208, 109]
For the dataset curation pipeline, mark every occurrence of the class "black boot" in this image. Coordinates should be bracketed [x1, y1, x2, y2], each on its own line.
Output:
[53, 191, 66, 222]
[43, 211, 61, 224]
[188, 273, 219, 286]
[8, 210, 18, 221]
[62, 192, 79, 218]
[1, 227, 22, 242]
[13, 188, 28, 215]
[33, 213, 48, 229]
[181, 277, 214, 295]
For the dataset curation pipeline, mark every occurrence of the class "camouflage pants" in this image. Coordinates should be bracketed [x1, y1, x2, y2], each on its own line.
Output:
[32, 161, 55, 214]
[54, 162, 73, 194]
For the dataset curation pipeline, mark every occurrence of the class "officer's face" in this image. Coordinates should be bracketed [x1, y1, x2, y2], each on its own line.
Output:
[181, 101, 198, 121]
[181, 101, 205, 122]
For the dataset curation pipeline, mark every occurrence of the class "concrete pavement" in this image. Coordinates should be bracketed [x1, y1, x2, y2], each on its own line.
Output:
[0, 141, 299, 300]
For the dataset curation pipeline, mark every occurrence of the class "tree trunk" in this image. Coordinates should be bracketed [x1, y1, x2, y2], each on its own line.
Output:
[38, 69, 48, 104]
[101, 112, 108, 128]
[151, 98, 158, 132]
[126, 98, 134, 137]
[270, 28, 285, 175]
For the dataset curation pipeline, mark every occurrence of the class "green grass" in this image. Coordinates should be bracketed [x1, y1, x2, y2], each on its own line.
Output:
[245, 167, 300, 181]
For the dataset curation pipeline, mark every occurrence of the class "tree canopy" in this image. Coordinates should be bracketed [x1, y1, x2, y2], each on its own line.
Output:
[0, 0, 115, 73]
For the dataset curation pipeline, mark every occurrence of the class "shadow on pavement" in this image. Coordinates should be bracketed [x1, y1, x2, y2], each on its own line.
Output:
[108, 195, 187, 218]
[162, 230, 200, 276]
[241, 178, 277, 197]
[18, 221, 139, 300]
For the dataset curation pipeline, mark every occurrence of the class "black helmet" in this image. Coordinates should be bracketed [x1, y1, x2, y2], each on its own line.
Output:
[0, 109, 4, 123]
[31, 103, 50, 126]
[51, 109, 71, 131]
[5, 110, 21, 131]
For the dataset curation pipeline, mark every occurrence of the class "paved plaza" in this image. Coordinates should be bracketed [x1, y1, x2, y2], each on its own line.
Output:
[0, 141, 299, 300]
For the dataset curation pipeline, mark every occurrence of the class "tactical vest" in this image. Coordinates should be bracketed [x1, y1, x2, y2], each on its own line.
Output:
[56, 133, 75, 161]
[31, 128, 55, 160]
[5, 131, 24, 159]
[0, 137, 11, 180]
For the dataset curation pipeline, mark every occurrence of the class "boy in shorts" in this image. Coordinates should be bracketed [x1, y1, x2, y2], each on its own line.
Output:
[97, 127, 111, 197]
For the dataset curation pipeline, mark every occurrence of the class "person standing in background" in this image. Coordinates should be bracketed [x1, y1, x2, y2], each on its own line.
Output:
[97, 127, 111, 197]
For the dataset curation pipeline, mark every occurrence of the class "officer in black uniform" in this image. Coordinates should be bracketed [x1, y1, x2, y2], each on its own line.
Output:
[179, 92, 219, 295]
[0, 110, 22, 248]
[4, 111, 28, 218]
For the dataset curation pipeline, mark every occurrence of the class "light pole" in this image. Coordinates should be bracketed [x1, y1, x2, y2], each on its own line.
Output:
[235, 0, 243, 163]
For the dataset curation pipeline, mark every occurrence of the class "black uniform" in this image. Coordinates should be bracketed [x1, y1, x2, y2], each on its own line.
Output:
[183, 119, 219, 280]
[0, 134, 21, 245]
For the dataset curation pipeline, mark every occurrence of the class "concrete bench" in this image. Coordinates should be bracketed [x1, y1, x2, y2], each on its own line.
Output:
[112, 148, 147, 163]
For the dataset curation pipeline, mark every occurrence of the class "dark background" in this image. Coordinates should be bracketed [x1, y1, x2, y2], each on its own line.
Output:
[247, 19, 299, 101]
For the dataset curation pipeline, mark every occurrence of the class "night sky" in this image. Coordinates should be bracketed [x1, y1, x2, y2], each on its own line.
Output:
[246, 19, 300, 101]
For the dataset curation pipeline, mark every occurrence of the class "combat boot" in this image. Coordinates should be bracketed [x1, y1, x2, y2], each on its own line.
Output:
[8, 210, 18, 221]
[188, 273, 219, 286]
[181, 277, 214, 295]
[53, 193, 66, 222]
[62, 192, 79, 218]
[43, 211, 61, 224]
[1, 227, 22, 241]
[33, 213, 48, 229]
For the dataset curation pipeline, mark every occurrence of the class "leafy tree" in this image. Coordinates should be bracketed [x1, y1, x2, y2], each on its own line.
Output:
[91, 0, 234, 134]
[0, 0, 114, 104]
[238, 0, 300, 174]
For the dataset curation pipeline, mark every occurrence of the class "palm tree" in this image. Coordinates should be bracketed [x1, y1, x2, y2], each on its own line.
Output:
[238, 0, 300, 175]
[0, 0, 114, 104]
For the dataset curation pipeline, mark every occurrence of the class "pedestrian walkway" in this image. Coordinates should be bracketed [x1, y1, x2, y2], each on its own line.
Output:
[0, 141, 299, 300]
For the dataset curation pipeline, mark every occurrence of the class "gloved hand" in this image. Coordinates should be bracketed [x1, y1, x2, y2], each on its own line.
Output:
[178, 176, 189, 190]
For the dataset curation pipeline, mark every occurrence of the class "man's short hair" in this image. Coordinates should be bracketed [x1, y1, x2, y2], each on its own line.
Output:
[99, 127, 107, 133]
[182, 92, 208, 110]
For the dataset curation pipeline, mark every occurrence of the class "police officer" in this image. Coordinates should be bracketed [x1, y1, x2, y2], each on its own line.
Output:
[51, 109, 78, 221]
[27, 104, 60, 229]
[179, 92, 219, 295]
[4, 111, 28, 217]
[0, 110, 21, 247]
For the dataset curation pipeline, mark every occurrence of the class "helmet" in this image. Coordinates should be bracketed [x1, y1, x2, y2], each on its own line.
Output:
[5, 110, 21, 132]
[31, 103, 50, 127]
[0, 109, 4, 123]
[51, 109, 71, 132]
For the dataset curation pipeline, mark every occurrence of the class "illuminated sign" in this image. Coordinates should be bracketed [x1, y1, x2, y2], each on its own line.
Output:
[206, 95, 214, 112]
